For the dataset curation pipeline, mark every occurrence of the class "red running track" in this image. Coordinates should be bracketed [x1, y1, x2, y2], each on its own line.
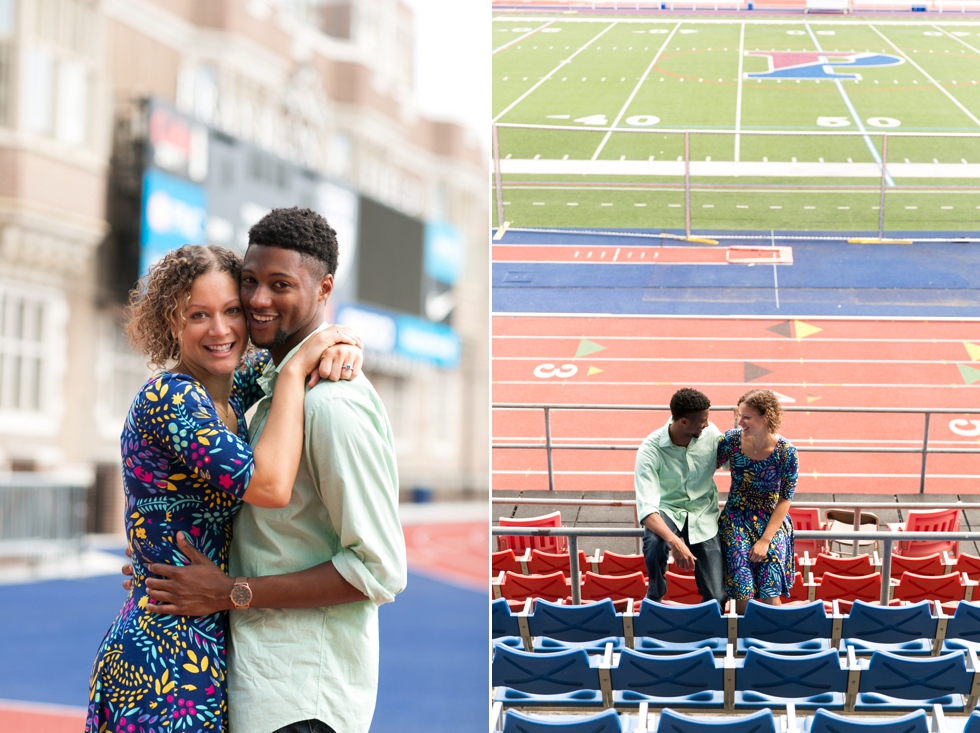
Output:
[492, 315, 980, 494]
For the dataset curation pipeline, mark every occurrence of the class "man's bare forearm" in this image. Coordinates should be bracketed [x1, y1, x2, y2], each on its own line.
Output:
[245, 561, 368, 610]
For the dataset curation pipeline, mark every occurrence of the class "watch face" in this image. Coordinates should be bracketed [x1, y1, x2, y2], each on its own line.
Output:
[231, 584, 252, 607]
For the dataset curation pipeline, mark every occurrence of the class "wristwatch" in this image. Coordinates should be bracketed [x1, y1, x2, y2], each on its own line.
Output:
[230, 577, 252, 609]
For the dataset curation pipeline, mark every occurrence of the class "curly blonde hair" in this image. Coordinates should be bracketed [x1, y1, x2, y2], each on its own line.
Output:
[126, 245, 242, 370]
[737, 389, 784, 433]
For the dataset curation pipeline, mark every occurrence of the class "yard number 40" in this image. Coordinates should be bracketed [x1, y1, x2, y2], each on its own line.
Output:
[817, 117, 901, 128]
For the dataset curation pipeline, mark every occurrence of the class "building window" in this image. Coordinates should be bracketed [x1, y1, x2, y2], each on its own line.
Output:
[0, 293, 46, 413]
[94, 313, 151, 439]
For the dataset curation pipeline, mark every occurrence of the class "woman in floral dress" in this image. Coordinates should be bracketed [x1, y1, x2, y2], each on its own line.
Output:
[717, 389, 799, 614]
[85, 245, 361, 733]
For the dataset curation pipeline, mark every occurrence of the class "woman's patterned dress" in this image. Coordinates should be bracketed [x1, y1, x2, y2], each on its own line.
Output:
[86, 353, 269, 733]
[717, 429, 799, 601]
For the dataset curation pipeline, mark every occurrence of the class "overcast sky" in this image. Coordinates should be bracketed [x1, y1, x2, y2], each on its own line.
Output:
[403, 0, 488, 152]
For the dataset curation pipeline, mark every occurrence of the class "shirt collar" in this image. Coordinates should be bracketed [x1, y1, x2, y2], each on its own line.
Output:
[256, 323, 329, 397]
[657, 418, 701, 449]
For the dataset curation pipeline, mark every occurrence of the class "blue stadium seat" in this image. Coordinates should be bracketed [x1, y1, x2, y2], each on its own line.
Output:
[501, 707, 635, 733]
[737, 601, 833, 655]
[493, 597, 521, 639]
[841, 600, 937, 656]
[492, 645, 605, 708]
[963, 709, 980, 733]
[632, 599, 728, 654]
[528, 598, 624, 643]
[854, 650, 977, 711]
[658, 707, 778, 733]
[611, 647, 726, 708]
[941, 601, 980, 653]
[495, 635, 626, 655]
[735, 648, 849, 710]
[805, 708, 930, 733]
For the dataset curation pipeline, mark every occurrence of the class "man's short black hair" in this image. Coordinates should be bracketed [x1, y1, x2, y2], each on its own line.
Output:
[670, 388, 711, 421]
[247, 206, 338, 280]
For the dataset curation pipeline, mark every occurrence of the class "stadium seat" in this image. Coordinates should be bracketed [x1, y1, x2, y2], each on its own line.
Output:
[658, 707, 778, 733]
[610, 647, 726, 708]
[953, 554, 980, 581]
[840, 599, 937, 656]
[528, 598, 623, 644]
[527, 549, 590, 577]
[825, 509, 880, 556]
[581, 571, 648, 604]
[735, 648, 849, 709]
[891, 571, 974, 606]
[738, 600, 833, 655]
[498, 511, 568, 555]
[499, 570, 570, 603]
[497, 635, 625, 656]
[885, 508, 961, 558]
[812, 572, 882, 611]
[663, 571, 702, 604]
[597, 551, 646, 577]
[787, 571, 813, 603]
[493, 597, 522, 638]
[500, 707, 639, 733]
[632, 599, 728, 654]
[805, 708, 930, 733]
[891, 552, 948, 577]
[854, 649, 979, 711]
[942, 601, 980, 653]
[802, 553, 876, 581]
[494, 548, 526, 576]
[492, 644, 605, 708]
[790, 507, 827, 559]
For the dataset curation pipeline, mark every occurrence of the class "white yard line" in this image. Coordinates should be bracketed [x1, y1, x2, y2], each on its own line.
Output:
[735, 22, 746, 163]
[869, 23, 980, 128]
[492, 22, 618, 124]
[804, 21, 895, 187]
[492, 19, 557, 55]
[591, 22, 682, 161]
[931, 24, 980, 55]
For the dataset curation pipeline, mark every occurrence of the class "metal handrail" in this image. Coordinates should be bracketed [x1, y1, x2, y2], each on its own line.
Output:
[492, 526, 979, 606]
[491, 404, 980, 494]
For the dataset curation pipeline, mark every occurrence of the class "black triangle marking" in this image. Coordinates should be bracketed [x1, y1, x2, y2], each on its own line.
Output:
[767, 321, 793, 338]
[745, 362, 773, 382]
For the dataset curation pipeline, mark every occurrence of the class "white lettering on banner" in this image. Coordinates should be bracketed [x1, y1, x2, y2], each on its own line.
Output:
[146, 191, 206, 239]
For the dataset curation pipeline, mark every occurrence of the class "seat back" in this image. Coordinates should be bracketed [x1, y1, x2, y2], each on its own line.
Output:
[893, 571, 966, 604]
[815, 572, 882, 604]
[500, 570, 569, 603]
[497, 511, 567, 554]
[527, 549, 589, 577]
[737, 648, 847, 701]
[528, 598, 621, 642]
[790, 507, 827, 558]
[901, 508, 961, 557]
[611, 647, 722, 699]
[947, 601, 980, 645]
[658, 708, 778, 733]
[502, 709, 626, 733]
[841, 599, 937, 644]
[492, 645, 599, 695]
[811, 553, 874, 579]
[493, 549, 523, 575]
[580, 571, 648, 603]
[787, 571, 810, 602]
[892, 553, 944, 577]
[633, 599, 726, 642]
[492, 597, 520, 638]
[860, 650, 973, 703]
[664, 571, 703, 604]
[808, 708, 929, 733]
[956, 554, 980, 579]
[740, 600, 832, 643]
[598, 551, 646, 577]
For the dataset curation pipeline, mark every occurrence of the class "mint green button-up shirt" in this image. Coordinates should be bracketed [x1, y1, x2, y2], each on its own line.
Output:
[227, 326, 407, 733]
[634, 420, 722, 545]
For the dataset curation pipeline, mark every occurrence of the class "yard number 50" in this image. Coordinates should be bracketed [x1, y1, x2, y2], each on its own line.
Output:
[817, 117, 901, 128]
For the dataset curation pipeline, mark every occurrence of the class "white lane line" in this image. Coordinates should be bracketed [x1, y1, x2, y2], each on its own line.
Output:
[932, 24, 980, 57]
[492, 469, 980, 479]
[493, 22, 618, 124]
[771, 228, 780, 309]
[494, 356, 980, 364]
[735, 21, 746, 162]
[495, 380, 968, 388]
[804, 21, 895, 187]
[495, 436, 980, 446]
[492, 19, 557, 55]
[591, 22, 681, 160]
[869, 24, 980, 128]
[493, 335, 980, 343]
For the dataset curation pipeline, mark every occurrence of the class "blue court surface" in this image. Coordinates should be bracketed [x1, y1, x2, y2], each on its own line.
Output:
[0, 569, 484, 733]
[492, 228, 980, 317]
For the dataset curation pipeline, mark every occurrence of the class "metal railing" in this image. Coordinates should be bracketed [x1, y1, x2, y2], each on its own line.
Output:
[0, 478, 88, 561]
[492, 404, 980, 494]
[492, 524, 980, 606]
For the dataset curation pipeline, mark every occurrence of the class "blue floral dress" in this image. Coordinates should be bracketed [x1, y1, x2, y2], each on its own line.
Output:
[86, 352, 270, 733]
[717, 429, 799, 601]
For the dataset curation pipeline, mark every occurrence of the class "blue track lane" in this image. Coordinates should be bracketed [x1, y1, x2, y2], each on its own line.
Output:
[493, 229, 980, 316]
[0, 571, 485, 733]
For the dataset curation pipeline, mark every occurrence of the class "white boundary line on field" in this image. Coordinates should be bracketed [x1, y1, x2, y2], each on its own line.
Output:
[493, 19, 557, 55]
[592, 22, 682, 160]
[493, 22, 618, 124]
[804, 21, 895, 187]
[492, 16, 980, 26]
[735, 22, 746, 163]
[869, 24, 980, 128]
[931, 23, 980, 55]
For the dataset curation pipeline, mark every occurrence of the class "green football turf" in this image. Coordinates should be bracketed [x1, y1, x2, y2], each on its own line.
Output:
[492, 15, 980, 232]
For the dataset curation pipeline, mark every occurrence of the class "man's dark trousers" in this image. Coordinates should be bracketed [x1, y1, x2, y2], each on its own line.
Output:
[642, 512, 726, 609]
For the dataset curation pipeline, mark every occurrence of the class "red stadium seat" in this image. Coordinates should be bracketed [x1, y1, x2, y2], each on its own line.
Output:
[663, 571, 702, 604]
[580, 571, 648, 603]
[891, 552, 947, 577]
[492, 549, 524, 576]
[892, 571, 975, 606]
[886, 508, 961, 557]
[597, 551, 646, 577]
[499, 570, 570, 603]
[813, 571, 882, 608]
[805, 553, 876, 581]
[787, 570, 812, 602]
[497, 511, 568, 555]
[789, 507, 827, 559]
[526, 549, 589, 576]
[954, 554, 980, 581]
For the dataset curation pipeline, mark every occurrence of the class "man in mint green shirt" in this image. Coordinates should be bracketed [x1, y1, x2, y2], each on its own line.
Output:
[636, 388, 725, 608]
[142, 208, 407, 733]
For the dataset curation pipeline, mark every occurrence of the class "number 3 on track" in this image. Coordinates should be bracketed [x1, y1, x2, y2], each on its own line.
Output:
[949, 419, 980, 437]
[534, 363, 578, 378]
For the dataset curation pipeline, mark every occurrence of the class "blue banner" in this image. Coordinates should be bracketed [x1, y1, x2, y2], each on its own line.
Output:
[140, 168, 208, 275]
[424, 220, 465, 285]
[335, 302, 460, 370]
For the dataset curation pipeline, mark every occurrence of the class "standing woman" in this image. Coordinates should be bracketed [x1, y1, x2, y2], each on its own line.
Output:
[717, 389, 799, 614]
